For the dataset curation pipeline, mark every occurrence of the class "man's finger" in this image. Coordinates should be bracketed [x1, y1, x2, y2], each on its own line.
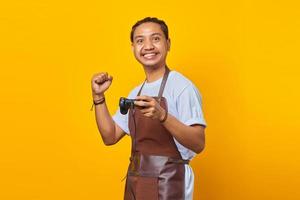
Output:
[134, 100, 151, 107]
[135, 95, 153, 102]
[143, 113, 153, 118]
[139, 107, 153, 114]
[95, 75, 104, 83]
[108, 75, 113, 81]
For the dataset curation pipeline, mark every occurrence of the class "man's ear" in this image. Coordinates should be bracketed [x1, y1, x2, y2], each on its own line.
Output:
[167, 38, 171, 51]
[131, 43, 134, 52]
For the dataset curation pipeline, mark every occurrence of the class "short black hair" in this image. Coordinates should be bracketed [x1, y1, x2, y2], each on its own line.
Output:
[130, 17, 169, 42]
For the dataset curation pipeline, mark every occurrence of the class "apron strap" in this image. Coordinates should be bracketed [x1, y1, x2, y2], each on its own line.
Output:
[157, 67, 170, 102]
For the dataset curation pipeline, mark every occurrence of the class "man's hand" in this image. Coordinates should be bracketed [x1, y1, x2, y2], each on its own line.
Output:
[91, 72, 113, 100]
[134, 95, 166, 121]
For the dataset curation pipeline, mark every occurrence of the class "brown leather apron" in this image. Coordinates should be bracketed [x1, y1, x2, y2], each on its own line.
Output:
[124, 67, 189, 200]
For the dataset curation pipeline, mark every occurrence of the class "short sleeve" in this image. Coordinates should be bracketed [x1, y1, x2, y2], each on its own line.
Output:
[112, 108, 130, 134]
[112, 87, 140, 135]
[176, 84, 207, 127]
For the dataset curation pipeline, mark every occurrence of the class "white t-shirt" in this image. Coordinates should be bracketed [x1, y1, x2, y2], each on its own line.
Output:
[112, 70, 206, 199]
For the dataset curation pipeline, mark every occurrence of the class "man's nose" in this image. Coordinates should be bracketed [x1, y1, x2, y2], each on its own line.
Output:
[143, 40, 154, 50]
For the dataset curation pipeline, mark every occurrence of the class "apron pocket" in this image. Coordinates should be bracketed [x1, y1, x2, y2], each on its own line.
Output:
[136, 176, 158, 200]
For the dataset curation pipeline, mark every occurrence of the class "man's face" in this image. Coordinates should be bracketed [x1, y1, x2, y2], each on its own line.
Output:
[131, 22, 170, 68]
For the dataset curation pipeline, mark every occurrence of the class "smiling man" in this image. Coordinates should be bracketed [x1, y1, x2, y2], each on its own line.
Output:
[91, 17, 207, 200]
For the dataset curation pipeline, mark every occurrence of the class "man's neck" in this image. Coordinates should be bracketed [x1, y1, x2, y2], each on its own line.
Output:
[143, 63, 166, 83]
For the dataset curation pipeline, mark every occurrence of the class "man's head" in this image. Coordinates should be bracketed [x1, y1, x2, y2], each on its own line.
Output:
[130, 17, 171, 68]
[130, 17, 169, 43]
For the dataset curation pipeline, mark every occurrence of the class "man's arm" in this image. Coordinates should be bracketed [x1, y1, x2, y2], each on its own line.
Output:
[161, 113, 205, 154]
[134, 95, 206, 154]
[91, 72, 126, 145]
[94, 99, 126, 145]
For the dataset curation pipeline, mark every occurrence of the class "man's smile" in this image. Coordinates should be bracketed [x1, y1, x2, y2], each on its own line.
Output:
[141, 52, 159, 59]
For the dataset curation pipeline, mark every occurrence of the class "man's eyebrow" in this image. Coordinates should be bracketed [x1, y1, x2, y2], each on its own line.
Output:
[151, 33, 163, 37]
[134, 33, 163, 40]
[134, 35, 144, 40]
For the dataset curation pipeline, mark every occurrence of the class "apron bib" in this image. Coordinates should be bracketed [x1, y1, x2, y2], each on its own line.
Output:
[124, 67, 189, 200]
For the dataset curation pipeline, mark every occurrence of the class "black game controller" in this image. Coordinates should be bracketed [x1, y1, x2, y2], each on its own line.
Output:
[119, 97, 136, 115]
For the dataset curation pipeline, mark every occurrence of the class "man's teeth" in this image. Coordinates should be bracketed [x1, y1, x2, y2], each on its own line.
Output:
[143, 53, 156, 58]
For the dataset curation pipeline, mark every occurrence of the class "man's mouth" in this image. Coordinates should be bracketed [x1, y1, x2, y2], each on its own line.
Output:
[142, 52, 159, 59]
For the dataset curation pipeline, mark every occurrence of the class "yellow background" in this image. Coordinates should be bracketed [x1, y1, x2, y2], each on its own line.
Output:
[1, 0, 300, 199]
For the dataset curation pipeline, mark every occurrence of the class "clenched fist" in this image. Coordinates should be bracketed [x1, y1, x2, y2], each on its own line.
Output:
[91, 72, 113, 100]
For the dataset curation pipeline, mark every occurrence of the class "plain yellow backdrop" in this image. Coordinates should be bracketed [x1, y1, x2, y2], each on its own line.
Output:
[1, 0, 300, 199]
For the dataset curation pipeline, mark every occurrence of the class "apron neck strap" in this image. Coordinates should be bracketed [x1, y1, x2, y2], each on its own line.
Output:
[157, 67, 170, 100]
[137, 66, 171, 100]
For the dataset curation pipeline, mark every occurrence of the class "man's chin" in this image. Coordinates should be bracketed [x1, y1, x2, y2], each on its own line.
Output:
[142, 63, 161, 69]
[139, 60, 159, 68]
[136, 57, 166, 69]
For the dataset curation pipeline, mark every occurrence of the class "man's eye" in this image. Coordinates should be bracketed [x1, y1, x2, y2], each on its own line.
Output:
[136, 39, 143, 43]
[153, 37, 160, 41]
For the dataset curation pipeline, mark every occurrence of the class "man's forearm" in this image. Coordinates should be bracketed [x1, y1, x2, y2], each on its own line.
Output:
[94, 102, 116, 145]
[162, 113, 205, 154]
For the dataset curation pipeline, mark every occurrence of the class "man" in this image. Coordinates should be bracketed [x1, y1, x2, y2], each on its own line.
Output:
[91, 17, 206, 200]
